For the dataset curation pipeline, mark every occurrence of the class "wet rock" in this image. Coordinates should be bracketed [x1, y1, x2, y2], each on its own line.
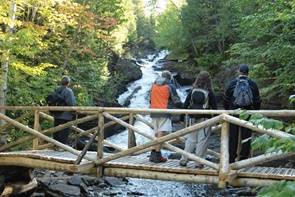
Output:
[68, 175, 89, 194]
[104, 177, 127, 186]
[127, 191, 145, 196]
[30, 170, 131, 196]
[68, 174, 84, 186]
[46, 183, 81, 197]
[123, 86, 142, 107]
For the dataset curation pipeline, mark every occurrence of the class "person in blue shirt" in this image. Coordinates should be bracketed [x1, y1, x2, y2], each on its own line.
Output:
[223, 65, 261, 163]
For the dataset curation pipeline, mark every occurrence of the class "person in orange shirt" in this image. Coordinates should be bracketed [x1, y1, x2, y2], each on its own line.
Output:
[149, 70, 183, 163]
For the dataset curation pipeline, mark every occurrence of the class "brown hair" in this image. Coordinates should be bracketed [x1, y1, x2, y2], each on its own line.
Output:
[193, 71, 213, 91]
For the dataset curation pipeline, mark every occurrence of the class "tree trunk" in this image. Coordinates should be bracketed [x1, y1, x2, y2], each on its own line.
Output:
[0, 0, 17, 145]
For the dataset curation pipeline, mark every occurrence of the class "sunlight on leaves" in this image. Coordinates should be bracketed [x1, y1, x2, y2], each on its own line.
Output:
[239, 110, 250, 120]
[285, 126, 295, 135]
[252, 134, 270, 151]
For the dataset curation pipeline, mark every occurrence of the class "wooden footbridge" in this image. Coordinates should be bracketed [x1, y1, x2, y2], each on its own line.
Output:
[0, 106, 294, 190]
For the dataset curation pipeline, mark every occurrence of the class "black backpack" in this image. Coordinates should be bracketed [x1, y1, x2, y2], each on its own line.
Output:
[46, 88, 66, 115]
[189, 88, 209, 119]
[233, 78, 253, 107]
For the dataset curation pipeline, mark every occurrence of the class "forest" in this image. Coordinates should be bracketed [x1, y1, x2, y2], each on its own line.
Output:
[1, 0, 294, 110]
[0, 0, 295, 195]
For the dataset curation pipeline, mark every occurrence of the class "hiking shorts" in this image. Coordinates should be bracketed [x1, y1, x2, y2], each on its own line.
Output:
[152, 117, 172, 133]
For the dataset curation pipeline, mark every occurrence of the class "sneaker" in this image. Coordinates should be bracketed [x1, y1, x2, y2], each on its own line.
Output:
[154, 156, 167, 163]
[153, 151, 167, 163]
[179, 159, 188, 166]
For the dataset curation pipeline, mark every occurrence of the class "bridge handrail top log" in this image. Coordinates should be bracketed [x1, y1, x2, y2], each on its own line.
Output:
[231, 151, 295, 170]
[1, 106, 295, 116]
[222, 114, 293, 138]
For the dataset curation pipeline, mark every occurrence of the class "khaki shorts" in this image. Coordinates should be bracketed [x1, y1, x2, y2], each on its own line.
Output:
[152, 117, 172, 133]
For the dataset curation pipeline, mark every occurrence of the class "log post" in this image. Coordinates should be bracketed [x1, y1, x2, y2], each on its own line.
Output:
[128, 113, 136, 149]
[237, 125, 241, 161]
[33, 110, 40, 149]
[218, 117, 230, 188]
[97, 112, 104, 177]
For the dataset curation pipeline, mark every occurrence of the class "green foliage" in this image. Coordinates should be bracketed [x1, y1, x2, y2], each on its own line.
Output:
[252, 134, 295, 154]
[151, 0, 295, 99]
[0, 0, 137, 147]
[193, 53, 222, 71]
[0, 0, 136, 108]
[289, 95, 295, 109]
[257, 180, 295, 197]
[238, 111, 295, 154]
[153, 3, 187, 57]
[238, 110, 295, 195]
[226, 0, 295, 95]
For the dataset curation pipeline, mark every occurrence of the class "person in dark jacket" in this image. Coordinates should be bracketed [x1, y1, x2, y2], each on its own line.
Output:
[179, 71, 218, 168]
[149, 70, 183, 163]
[223, 64, 261, 163]
[53, 76, 76, 151]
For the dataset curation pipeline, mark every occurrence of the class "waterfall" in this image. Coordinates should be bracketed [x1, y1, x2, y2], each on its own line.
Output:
[108, 50, 186, 149]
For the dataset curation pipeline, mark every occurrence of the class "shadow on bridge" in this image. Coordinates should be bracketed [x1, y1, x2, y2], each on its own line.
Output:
[0, 106, 294, 191]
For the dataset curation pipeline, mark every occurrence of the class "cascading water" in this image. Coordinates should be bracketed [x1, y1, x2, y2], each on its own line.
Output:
[105, 51, 229, 197]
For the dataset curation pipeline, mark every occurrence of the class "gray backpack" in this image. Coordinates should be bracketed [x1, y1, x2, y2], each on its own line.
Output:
[233, 78, 253, 107]
[189, 88, 209, 119]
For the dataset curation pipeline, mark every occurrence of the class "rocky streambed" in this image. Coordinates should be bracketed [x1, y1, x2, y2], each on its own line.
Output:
[30, 170, 132, 197]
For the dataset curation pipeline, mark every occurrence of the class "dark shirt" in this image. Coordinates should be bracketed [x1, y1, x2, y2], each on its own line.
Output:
[223, 75, 261, 110]
[54, 85, 76, 121]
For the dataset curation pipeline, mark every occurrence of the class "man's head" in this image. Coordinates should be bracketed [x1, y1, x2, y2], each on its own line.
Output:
[239, 64, 249, 75]
[61, 76, 70, 86]
[161, 70, 172, 81]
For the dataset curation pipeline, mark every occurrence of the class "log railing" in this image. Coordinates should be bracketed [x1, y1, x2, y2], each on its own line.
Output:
[0, 106, 294, 188]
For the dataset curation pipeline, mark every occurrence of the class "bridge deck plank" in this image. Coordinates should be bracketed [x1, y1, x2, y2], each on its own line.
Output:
[103, 155, 218, 175]
[0, 150, 294, 181]
[237, 167, 295, 180]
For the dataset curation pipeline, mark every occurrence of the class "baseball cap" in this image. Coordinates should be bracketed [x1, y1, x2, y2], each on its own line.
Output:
[239, 64, 249, 73]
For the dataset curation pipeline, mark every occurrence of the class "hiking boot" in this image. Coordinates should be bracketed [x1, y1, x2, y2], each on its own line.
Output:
[149, 150, 156, 162]
[153, 151, 167, 163]
[195, 164, 204, 169]
[179, 159, 188, 166]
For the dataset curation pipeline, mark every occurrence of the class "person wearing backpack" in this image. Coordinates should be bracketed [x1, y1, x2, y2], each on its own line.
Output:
[179, 71, 218, 168]
[149, 70, 183, 163]
[223, 65, 261, 163]
[52, 76, 76, 151]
